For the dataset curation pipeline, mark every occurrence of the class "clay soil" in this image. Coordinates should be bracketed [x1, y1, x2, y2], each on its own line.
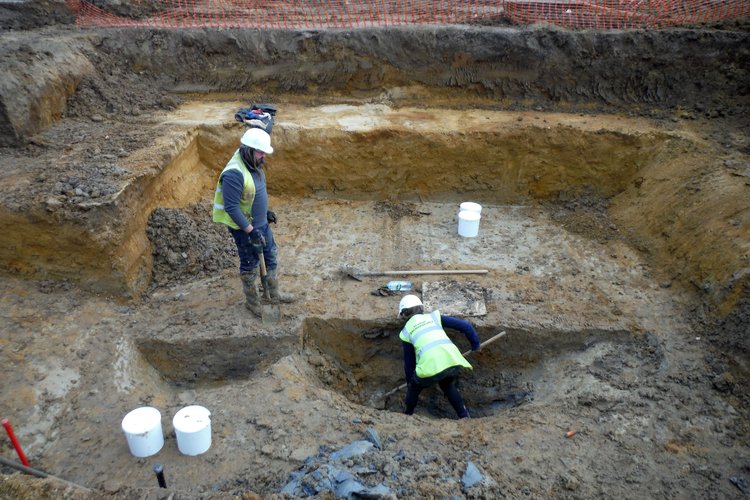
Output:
[0, 6, 749, 500]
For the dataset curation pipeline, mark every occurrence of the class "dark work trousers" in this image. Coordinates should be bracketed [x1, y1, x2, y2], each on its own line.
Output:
[229, 223, 277, 274]
[405, 366, 469, 418]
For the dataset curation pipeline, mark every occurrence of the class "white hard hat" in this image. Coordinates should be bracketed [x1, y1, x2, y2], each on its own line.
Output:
[398, 294, 423, 317]
[240, 128, 273, 154]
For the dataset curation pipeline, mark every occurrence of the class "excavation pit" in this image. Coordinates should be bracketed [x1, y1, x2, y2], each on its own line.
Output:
[135, 334, 298, 386]
[1, 98, 744, 321]
[0, 23, 748, 499]
[0, 101, 687, 296]
[301, 318, 664, 418]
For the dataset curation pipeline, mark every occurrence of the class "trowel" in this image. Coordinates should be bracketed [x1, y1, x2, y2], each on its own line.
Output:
[258, 253, 281, 324]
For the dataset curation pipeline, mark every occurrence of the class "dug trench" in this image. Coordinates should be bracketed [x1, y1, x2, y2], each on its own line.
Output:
[0, 25, 748, 499]
[131, 102, 686, 402]
[138, 315, 658, 418]
[0, 97, 746, 498]
[300, 318, 661, 419]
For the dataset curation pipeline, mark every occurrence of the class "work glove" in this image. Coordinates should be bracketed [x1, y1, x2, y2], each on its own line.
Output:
[249, 228, 266, 254]
[267, 210, 277, 225]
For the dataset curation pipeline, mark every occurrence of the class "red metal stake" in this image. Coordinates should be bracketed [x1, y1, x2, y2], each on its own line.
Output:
[2, 418, 29, 466]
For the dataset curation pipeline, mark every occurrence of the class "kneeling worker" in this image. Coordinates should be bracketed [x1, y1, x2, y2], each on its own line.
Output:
[397, 294, 480, 419]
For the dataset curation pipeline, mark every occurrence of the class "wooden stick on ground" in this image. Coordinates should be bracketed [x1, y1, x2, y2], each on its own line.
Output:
[342, 265, 489, 281]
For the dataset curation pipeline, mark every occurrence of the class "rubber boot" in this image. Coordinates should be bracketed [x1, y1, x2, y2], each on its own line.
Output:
[266, 268, 296, 304]
[240, 269, 262, 317]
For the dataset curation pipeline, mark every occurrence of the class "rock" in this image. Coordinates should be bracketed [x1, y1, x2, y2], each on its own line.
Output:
[461, 461, 484, 489]
[712, 372, 735, 393]
[331, 467, 355, 483]
[335, 478, 366, 498]
[560, 473, 580, 491]
[280, 471, 303, 495]
[45, 196, 63, 210]
[330, 440, 374, 461]
[730, 476, 750, 496]
[291, 446, 316, 461]
[360, 484, 394, 498]
[160, 94, 181, 109]
[178, 390, 196, 404]
[365, 427, 382, 450]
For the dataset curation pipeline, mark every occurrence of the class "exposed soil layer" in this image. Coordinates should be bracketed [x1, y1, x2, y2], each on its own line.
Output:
[0, 10, 749, 500]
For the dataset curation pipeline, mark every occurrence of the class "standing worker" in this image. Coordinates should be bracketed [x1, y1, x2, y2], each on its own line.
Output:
[212, 127, 295, 317]
[397, 294, 480, 419]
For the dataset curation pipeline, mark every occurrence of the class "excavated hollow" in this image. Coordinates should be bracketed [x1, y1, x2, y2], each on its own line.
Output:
[135, 335, 299, 385]
[300, 318, 664, 417]
[132, 315, 664, 418]
[0, 101, 678, 297]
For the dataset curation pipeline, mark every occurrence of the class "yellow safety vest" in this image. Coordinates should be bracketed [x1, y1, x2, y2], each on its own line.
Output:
[212, 150, 256, 229]
[399, 310, 472, 379]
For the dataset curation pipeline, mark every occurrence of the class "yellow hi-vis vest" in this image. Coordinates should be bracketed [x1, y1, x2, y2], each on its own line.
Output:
[399, 310, 472, 379]
[212, 150, 256, 229]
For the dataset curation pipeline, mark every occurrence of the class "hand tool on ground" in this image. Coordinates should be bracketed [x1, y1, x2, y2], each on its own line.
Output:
[0, 455, 91, 492]
[372, 330, 506, 409]
[258, 253, 281, 324]
[342, 264, 489, 281]
[2, 418, 28, 466]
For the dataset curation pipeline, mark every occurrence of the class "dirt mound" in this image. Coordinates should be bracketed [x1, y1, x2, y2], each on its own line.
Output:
[146, 202, 236, 289]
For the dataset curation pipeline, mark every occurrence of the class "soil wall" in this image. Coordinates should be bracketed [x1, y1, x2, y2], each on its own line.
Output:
[1, 27, 749, 145]
[0, 24, 747, 314]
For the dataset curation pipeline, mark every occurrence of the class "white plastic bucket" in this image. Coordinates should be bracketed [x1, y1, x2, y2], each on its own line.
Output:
[121, 406, 164, 458]
[458, 210, 481, 237]
[459, 201, 482, 216]
[173, 405, 212, 456]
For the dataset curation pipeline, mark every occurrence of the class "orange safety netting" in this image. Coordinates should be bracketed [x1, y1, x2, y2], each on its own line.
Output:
[67, 0, 750, 30]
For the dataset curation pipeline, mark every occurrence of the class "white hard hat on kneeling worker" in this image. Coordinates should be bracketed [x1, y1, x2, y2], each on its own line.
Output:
[398, 294, 423, 317]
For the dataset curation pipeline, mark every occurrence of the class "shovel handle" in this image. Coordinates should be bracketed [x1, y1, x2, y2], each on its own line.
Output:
[258, 253, 271, 300]
[383, 331, 507, 399]
[259, 252, 267, 277]
[461, 330, 506, 357]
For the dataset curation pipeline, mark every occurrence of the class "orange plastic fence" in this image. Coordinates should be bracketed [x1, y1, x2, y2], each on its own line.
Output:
[67, 0, 750, 30]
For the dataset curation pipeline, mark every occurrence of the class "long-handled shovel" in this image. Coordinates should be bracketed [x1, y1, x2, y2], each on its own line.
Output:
[258, 253, 281, 324]
[374, 330, 507, 409]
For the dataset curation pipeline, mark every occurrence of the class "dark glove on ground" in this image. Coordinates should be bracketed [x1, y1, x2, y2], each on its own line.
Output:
[267, 210, 277, 224]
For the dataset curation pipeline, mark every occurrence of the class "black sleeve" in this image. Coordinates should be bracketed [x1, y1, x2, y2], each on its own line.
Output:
[441, 315, 481, 351]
